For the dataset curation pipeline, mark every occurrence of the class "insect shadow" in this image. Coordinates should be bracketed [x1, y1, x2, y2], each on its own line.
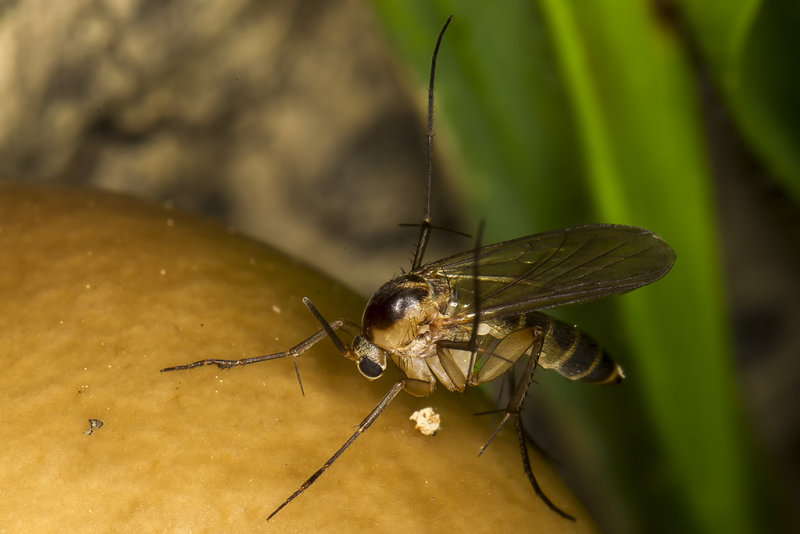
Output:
[161, 15, 676, 522]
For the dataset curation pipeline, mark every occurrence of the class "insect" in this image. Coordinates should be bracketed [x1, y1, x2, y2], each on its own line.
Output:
[161, 15, 675, 521]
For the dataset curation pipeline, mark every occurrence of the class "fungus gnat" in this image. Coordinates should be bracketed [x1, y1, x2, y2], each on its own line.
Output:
[162, 15, 675, 522]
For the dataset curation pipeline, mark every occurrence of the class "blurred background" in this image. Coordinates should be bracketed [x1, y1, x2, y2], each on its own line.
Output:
[1, 1, 797, 533]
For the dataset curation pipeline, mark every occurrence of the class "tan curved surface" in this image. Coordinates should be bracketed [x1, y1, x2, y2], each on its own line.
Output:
[0, 185, 598, 533]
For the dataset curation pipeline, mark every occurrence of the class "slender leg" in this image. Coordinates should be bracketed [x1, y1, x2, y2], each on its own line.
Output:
[515, 413, 575, 520]
[437, 220, 485, 382]
[267, 377, 430, 520]
[160, 320, 353, 395]
[159, 321, 346, 372]
[475, 328, 574, 520]
[477, 329, 544, 456]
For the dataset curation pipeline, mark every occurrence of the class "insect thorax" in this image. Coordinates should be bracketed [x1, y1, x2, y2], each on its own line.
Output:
[361, 273, 451, 357]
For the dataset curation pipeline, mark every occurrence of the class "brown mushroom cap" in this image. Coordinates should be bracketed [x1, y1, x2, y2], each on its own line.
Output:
[0, 184, 597, 532]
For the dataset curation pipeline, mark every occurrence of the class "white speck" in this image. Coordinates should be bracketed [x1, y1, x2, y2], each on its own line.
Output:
[159, 269, 166, 275]
[271, 305, 281, 314]
[410, 407, 441, 436]
[166, 218, 174, 227]
[85, 283, 92, 289]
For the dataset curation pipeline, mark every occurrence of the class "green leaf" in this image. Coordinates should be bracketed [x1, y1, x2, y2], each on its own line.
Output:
[682, 0, 800, 201]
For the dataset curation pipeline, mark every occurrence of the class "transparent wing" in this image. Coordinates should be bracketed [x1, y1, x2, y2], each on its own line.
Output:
[420, 224, 675, 323]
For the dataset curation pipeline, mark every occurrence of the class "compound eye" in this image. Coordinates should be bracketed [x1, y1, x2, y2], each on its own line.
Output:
[357, 357, 384, 379]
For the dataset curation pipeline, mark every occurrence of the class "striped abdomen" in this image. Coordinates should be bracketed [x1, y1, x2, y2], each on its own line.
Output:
[527, 312, 624, 384]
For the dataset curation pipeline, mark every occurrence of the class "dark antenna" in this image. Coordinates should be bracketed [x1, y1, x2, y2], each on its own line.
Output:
[410, 14, 453, 271]
[302, 297, 348, 355]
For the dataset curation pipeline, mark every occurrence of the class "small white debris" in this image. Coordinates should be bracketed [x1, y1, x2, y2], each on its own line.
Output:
[271, 304, 281, 314]
[409, 407, 441, 436]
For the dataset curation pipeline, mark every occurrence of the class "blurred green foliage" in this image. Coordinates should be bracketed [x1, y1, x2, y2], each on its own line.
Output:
[372, 1, 796, 533]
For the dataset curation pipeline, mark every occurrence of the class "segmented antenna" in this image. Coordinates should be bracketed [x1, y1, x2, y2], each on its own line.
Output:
[410, 14, 453, 271]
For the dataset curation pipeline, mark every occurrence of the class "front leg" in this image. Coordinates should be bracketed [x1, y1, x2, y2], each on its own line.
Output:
[159, 322, 345, 372]
[160, 318, 354, 396]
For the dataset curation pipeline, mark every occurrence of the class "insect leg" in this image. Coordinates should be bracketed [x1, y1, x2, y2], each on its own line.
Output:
[161, 295, 362, 375]
[515, 415, 575, 520]
[159, 321, 347, 373]
[437, 219, 485, 382]
[267, 377, 431, 520]
[477, 327, 574, 520]
[476, 329, 544, 457]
